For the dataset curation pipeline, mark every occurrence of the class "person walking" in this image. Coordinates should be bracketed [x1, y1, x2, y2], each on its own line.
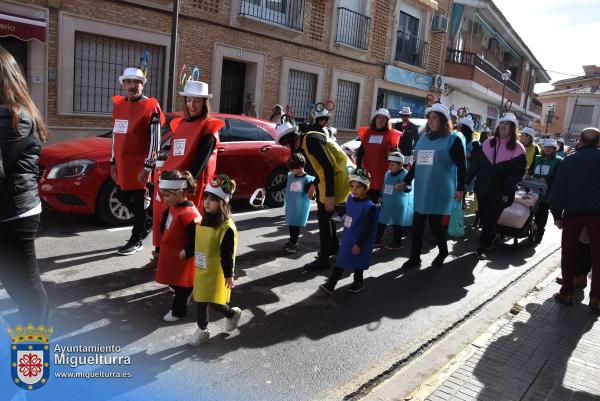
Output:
[398, 103, 466, 268]
[111, 66, 165, 255]
[551, 127, 600, 310]
[467, 113, 526, 259]
[458, 115, 481, 195]
[0, 48, 49, 325]
[393, 106, 420, 160]
[356, 108, 401, 202]
[520, 127, 540, 172]
[276, 120, 352, 270]
[269, 104, 284, 125]
[529, 138, 562, 243]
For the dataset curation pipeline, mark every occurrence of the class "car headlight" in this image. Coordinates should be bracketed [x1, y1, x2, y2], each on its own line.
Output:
[46, 159, 97, 179]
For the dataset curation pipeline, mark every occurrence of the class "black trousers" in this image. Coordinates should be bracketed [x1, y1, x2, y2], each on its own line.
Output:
[196, 302, 234, 330]
[576, 242, 592, 277]
[376, 223, 403, 243]
[171, 286, 193, 317]
[534, 202, 551, 233]
[317, 201, 338, 260]
[366, 188, 380, 203]
[410, 212, 448, 258]
[115, 188, 149, 242]
[327, 267, 364, 287]
[0, 215, 48, 324]
[477, 194, 508, 249]
[289, 226, 301, 243]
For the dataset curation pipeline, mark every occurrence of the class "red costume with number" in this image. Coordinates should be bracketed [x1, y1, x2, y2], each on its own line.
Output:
[112, 95, 165, 190]
[162, 117, 224, 207]
[358, 127, 401, 190]
[156, 203, 201, 287]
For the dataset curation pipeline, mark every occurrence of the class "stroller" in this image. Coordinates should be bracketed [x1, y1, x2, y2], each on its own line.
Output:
[495, 178, 547, 247]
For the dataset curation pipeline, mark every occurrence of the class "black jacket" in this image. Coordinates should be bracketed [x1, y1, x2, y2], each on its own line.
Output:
[393, 121, 419, 157]
[0, 105, 42, 221]
[551, 147, 600, 219]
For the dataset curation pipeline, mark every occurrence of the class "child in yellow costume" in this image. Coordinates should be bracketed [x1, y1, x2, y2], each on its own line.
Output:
[188, 174, 241, 346]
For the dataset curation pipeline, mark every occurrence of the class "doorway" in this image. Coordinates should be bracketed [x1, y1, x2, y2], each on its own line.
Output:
[220, 59, 246, 115]
[0, 36, 28, 76]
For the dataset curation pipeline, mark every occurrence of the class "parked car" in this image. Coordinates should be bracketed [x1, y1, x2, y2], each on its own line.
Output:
[341, 118, 428, 160]
[38, 113, 290, 225]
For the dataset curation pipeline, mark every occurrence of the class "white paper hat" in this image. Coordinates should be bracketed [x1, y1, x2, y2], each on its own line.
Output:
[497, 113, 518, 127]
[458, 115, 474, 130]
[179, 80, 213, 98]
[388, 151, 405, 164]
[349, 173, 370, 187]
[400, 106, 412, 115]
[204, 183, 233, 202]
[275, 121, 298, 144]
[542, 138, 558, 149]
[119, 67, 147, 85]
[373, 108, 391, 120]
[425, 103, 451, 119]
[313, 109, 330, 119]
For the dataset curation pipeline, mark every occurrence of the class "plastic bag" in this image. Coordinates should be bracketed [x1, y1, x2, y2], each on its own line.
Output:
[448, 199, 465, 237]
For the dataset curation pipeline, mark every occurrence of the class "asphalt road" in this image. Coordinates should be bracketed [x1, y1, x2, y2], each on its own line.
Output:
[0, 197, 562, 401]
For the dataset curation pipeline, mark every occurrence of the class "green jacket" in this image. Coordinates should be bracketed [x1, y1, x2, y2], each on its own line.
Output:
[531, 154, 562, 203]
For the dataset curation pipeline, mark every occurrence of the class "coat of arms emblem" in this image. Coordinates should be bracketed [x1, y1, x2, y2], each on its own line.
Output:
[8, 324, 53, 390]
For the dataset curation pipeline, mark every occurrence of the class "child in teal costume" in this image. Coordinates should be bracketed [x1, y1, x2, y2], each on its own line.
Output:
[374, 151, 413, 250]
[283, 153, 315, 254]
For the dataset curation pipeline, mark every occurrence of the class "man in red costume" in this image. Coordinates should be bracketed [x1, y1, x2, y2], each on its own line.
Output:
[111, 67, 165, 255]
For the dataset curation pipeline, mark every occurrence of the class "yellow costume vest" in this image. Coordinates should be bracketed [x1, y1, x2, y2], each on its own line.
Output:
[300, 131, 353, 205]
[193, 218, 238, 305]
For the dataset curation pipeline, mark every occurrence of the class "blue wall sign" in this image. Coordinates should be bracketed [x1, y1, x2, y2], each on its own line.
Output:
[384, 65, 433, 91]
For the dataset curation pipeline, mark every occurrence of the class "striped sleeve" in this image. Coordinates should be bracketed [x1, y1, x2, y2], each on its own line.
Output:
[144, 109, 161, 169]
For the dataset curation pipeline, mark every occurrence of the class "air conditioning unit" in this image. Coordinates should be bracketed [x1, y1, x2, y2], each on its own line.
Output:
[432, 74, 445, 90]
[431, 15, 448, 33]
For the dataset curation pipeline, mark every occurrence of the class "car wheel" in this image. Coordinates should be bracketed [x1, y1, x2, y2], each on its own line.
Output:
[96, 179, 134, 226]
[265, 168, 287, 207]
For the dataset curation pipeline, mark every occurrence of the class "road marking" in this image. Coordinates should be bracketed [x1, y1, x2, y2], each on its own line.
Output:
[106, 226, 133, 232]
[232, 209, 271, 217]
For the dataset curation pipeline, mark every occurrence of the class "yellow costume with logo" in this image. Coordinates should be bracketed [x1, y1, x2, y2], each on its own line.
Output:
[193, 218, 238, 305]
[300, 131, 353, 205]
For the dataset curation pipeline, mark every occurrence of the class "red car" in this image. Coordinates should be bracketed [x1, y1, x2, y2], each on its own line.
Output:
[38, 113, 290, 225]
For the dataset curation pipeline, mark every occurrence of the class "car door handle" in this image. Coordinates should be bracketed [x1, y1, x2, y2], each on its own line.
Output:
[260, 146, 272, 153]
[217, 147, 226, 153]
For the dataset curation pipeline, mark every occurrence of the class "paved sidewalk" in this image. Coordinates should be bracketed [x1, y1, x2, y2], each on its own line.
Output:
[426, 279, 600, 401]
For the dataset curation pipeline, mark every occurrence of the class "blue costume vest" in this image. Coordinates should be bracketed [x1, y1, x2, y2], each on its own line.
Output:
[379, 169, 413, 226]
[336, 195, 379, 270]
[413, 131, 458, 215]
[284, 173, 315, 227]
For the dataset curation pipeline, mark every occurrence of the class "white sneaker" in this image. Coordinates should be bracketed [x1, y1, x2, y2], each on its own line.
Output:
[225, 307, 242, 331]
[188, 328, 210, 346]
[163, 310, 182, 322]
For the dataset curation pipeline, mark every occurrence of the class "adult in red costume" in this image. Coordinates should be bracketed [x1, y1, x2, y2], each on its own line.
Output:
[356, 108, 401, 202]
[111, 67, 165, 256]
[162, 79, 224, 211]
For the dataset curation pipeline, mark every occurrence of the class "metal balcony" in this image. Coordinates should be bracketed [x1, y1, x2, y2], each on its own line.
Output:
[335, 7, 370, 50]
[394, 30, 429, 69]
[239, 0, 305, 31]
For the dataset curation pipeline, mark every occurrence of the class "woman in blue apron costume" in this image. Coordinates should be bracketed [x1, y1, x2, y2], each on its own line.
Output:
[458, 115, 481, 194]
[319, 168, 378, 294]
[375, 151, 413, 250]
[283, 153, 316, 254]
[398, 103, 466, 268]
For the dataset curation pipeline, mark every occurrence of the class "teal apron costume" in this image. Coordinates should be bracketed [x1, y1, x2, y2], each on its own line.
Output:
[413, 131, 458, 215]
[379, 169, 413, 226]
[336, 195, 379, 270]
[532, 155, 562, 203]
[284, 172, 315, 227]
[465, 140, 479, 193]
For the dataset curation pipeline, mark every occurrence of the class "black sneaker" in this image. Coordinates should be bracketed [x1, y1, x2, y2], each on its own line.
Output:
[402, 257, 421, 269]
[318, 283, 335, 295]
[385, 242, 402, 251]
[373, 239, 383, 248]
[117, 240, 143, 256]
[347, 282, 364, 293]
[304, 259, 330, 271]
[283, 241, 297, 254]
[431, 251, 449, 266]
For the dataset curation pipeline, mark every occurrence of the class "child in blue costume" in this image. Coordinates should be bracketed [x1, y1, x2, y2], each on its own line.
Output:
[283, 153, 316, 254]
[319, 168, 379, 294]
[374, 151, 413, 250]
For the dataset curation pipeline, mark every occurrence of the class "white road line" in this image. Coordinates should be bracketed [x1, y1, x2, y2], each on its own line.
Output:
[105, 226, 133, 232]
[232, 209, 271, 217]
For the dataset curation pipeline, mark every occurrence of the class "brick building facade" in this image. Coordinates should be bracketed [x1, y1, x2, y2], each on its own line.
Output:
[1, 0, 451, 143]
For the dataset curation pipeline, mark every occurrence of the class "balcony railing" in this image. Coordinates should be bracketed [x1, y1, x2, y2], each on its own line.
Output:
[395, 30, 428, 69]
[530, 97, 542, 108]
[446, 48, 520, 93]
[335, 7, 370, 50]
[239, 0, 305, 31]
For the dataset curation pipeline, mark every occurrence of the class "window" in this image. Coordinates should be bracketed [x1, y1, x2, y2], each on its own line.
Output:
[257, 126, 273, 141]
[334, 79, 359, 129]
[395, 11, 428, 68]
[287, 69, 317, 122]
[239, 0, 305, 31]
[73, 32, 165, 114]
[572, 105, 594, 125]
[228, 119, 261, 141]
[336, 0, 370, 50]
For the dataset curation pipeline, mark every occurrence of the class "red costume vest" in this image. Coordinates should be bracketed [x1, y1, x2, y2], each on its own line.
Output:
[155, 204, 201, 287]
[358, 127, 401, 190]
[112, 96, 164, 190]
[163, 117, 224, 207]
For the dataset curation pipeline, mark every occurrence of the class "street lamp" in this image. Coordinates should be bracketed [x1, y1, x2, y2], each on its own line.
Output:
[545, 104, 555, 136]
[499, 69, 512, 116]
